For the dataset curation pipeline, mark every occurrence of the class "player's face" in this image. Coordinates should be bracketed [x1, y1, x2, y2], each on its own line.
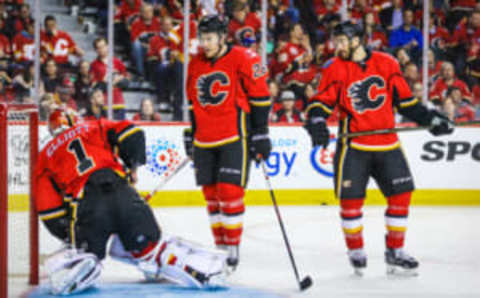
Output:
[200, 32, 223, 59]
[334, 35, 351, 60]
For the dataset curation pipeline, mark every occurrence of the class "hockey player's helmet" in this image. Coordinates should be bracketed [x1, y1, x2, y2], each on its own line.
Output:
[198, 15, 228, 35]
[333, 21, 363, 39]
[48, 108, 76, 136]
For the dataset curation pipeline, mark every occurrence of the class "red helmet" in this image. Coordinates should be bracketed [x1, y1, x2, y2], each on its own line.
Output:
[48, 108, 76, 136]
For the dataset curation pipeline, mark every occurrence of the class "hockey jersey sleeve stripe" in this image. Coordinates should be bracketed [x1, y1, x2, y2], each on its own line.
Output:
[39, 207, 67, 221]
[118, 126, 142, 143]
[398, 97, 419, 108]
[249, 96, 272, 107]
[305, 103, 332, 120]
[193, 135, 240, 148]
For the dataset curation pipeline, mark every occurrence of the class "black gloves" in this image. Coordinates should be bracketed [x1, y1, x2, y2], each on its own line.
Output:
[249, 128, 272, 162]
[304, 116, 330, 148]
[429, 110, 454, 136]
[183, 128, 193, 159]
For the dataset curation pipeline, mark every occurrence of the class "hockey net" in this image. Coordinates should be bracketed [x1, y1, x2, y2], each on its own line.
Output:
[0, 104, 39, 297]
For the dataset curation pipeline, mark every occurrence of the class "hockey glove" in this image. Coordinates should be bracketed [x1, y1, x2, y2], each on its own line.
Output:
[183, 128, 193, 159]
[305, 116, 330, 148]
[249, 128, 272, 162]
[428, 110, 454, 136]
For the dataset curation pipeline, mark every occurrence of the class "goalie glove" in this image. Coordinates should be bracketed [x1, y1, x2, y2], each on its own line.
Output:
[304, 116, 330, 148]
[183, 128, 193, 159]
[428, 110, 454, 136]
[249, 128, 272, 162]
[45, 249, 102, 296]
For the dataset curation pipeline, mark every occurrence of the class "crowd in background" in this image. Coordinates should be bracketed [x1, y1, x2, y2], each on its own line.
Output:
[0, 0, 479, 124]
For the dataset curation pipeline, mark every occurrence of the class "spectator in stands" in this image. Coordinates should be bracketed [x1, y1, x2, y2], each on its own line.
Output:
[83, 88, 107, 120]
[271, 90, 304, 123]
[133, 97, 162, 121]
[130, 3, 161, 79]
[74, 60, 92, 112]
[12, 62, 41, 103]
[268, 79, 280, 102]
[446, 0, 477, 31]
[115, 0, 142, 52]
[90, 37, 128, 120]
[39, 93, 56, 121]
[394, 47, 411, 70]
[429, 14, 450, 58]
[466, 10, 480, 86]
[363, 10, 388, 51]
[54, 76, 78, 111]
[42, 58, 61, 93]
[379, 0, 404, 32]
[428, 48, 443, 84]
[403, 61, 421, 89]
[228, 1, 261, 49]
[389, 9, 423, 63]
[147, 16, 183, 119]
[0, 75, 14, 102]
[430, 61, 473, 106]
[0, 18, 10, 62]
[12, 21, 34, 67]
[41, 15, 85, 72]
[443, 87, 476, 122]
[10, 3, 33, 36]
[315, 0, 340, 27]
[412, 81, 423, 100]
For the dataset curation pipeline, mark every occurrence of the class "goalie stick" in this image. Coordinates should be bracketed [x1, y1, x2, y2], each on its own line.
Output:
[260, 160, 313, 291]
[338, 120, 480, 139]
[144, 157, 190, 201]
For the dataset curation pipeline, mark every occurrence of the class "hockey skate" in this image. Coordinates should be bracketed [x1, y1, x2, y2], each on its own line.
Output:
[225, 245, 239, 274]
[385, 248, 419, 277]
[347, 249, 367, 276]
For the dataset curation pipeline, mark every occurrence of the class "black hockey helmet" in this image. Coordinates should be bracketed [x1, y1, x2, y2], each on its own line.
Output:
[198, 15, 227, 35]
[333, 21, 363, 39]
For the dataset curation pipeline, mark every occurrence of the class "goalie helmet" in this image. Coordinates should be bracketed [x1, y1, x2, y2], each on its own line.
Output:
[48, 108, 77, 136]
[333, 21, 363, 39]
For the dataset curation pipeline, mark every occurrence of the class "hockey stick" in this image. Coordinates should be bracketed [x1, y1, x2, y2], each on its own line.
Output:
[260, 160, 313, 291]
[144, 157, 190, 201]
[337, 120, 480, 139]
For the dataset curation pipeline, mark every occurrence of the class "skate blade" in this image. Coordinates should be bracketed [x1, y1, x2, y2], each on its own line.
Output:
[353, 267, 365, 277]
[386, 265, 418, 277]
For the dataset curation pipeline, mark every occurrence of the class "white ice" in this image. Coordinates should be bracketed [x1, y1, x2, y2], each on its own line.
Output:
[9, 206, 480, 297]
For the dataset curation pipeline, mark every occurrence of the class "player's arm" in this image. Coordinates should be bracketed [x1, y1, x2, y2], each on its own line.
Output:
[304, 59, 339, 148]
[390, 63, 454, 136]
[183, 62, 196, 159]
[35, 169, 69, 242]
[240, 51, 272, 161]
[104, 120, 146, 169]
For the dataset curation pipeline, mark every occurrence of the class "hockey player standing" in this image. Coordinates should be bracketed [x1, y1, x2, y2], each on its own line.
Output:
[304, 22, 454, 276]
[34, 109, 228, 295]
[184, 15, 271, 271]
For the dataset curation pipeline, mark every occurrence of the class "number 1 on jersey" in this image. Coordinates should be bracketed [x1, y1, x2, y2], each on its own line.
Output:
[68, 139, 94, 174]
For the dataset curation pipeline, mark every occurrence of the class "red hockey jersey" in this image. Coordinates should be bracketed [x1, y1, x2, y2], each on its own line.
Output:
[12, 31, 34, 62]
[34, 120, 137, 219]
[187, 46, 270, 147]
[228, 12, 261, 45]
[40, 30, 77, 65]
[308, 51, 417, 150]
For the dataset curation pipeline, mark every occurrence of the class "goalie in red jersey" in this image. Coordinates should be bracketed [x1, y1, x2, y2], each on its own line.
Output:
[184, 15, 271, 272]
[34, 110, 228, 295]
[304, 22, 454, 276]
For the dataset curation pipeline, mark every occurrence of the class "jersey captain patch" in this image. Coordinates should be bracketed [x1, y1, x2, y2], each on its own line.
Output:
[197, 72, 230, 106]
[348, 76, 386, 114]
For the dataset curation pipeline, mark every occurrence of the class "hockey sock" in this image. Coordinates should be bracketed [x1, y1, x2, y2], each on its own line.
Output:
[385, 192, 412, 249]
[202, 184, 225, 246]
[217, 183, 245, 246]
[340, 198, 365, 250]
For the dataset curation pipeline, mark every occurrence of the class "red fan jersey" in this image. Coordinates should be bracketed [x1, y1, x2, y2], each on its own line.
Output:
[147, 32, 180, 62]
[34, 120, 135, 217]
[12, 31, 34, 62]
[130, 17, 161, 42]
[41, 30, 77, 65]
[115, 0, 142, 22]
[309, 51, 417, 150]
[89, 57, 127, 108]
[0, 33, 11, 58]
[228, 12, 261, 45]
[187, 46, 270, 147]
[429, 77, 473, 103]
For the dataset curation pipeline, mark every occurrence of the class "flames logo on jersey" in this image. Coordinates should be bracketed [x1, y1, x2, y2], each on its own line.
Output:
[146, 139, 182, 178]
[348, 76, 386, 114]
[235, 27, 255, 45]
[197, 72, 230, 106]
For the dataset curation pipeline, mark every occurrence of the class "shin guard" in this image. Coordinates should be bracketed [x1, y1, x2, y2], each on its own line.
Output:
[202, 184, 224, 246]
[385, 192, 411, 249]
[217, 183, 245, 246]
[340, 198, 365, 250]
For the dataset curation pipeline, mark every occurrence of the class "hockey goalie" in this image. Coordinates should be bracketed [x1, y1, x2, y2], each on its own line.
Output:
[34, 109, 229, 295]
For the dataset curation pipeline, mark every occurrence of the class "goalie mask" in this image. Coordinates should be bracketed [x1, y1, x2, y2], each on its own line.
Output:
[48, 108, 76, 137]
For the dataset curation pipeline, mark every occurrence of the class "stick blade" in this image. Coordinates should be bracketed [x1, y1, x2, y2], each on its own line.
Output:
[299, 276, 313, 291]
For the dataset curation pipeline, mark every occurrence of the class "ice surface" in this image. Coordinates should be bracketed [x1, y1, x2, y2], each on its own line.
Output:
[10, 206, 480, 298]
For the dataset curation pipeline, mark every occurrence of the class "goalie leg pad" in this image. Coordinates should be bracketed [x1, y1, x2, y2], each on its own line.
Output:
[46, 249, 102, 296]
[385, 192, 411, 249]
[217, 183, 244, 246]
[340, 198, 365, 250]
[202, 184, 225, 246]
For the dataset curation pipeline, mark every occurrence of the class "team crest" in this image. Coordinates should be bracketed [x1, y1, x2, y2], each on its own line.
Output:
[348, 76, 386, 114]
[197, 72, 230, 106]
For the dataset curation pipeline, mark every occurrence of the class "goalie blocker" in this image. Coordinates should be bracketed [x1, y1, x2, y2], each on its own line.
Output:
[35, 110, 229, 295]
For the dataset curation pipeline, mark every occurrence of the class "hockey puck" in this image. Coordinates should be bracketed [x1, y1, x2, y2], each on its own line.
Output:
[299, 276, 313, 291]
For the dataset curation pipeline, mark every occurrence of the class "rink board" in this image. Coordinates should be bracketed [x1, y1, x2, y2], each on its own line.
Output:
[7, 124, 480, 211]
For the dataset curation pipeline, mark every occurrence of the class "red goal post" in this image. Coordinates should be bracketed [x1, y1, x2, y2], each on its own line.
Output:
[0, 103, 39, 297]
